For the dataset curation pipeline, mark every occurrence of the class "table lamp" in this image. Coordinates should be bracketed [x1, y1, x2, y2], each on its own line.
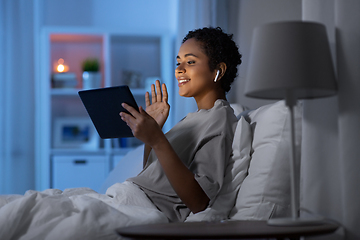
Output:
[244, 21, 337, 226]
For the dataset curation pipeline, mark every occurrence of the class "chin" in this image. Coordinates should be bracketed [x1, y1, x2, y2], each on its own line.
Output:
[178, 91, 190, 98]
[178, 90, 186, 97]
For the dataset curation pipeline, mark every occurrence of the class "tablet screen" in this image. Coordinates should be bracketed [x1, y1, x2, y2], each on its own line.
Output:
[78, 86, 139, 139]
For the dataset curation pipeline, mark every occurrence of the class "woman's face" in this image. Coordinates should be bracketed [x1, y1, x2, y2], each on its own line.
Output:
[175, 38, 218, 101]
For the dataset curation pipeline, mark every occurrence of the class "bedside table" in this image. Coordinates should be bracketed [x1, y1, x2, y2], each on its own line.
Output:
[116, 220, 338, 239]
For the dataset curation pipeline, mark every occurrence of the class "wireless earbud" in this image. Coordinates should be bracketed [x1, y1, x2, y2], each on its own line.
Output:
[214, 70, 220, 82]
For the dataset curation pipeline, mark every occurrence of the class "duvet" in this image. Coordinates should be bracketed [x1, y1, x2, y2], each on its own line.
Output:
[0, 181, 168, 240]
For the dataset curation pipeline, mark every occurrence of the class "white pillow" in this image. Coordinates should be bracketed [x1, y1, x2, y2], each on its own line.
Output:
[229, 100, 302, 220]
[99, 144, 144, 193]
[186, 116, 252, 221]
[230, 103, 249, 117]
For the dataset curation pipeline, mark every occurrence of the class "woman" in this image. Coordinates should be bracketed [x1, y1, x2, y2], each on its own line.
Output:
[120, 26, 242, 222]
[0, 27, 242, 239]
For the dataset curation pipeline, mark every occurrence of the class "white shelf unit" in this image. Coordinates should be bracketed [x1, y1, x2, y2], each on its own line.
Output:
[35, 27, 174, 191]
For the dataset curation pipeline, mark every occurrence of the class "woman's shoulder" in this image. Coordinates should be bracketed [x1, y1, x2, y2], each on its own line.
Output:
[177, 100, 237, 128]
[213, 99, 232, 111]
[196, 100, 237, 140]
[208, 99, 236, 118]
[197, 100, 238, 128]
[167, 100, 237, 141]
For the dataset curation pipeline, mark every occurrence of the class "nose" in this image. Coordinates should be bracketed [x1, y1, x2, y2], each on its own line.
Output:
[176, 63, 185, 75]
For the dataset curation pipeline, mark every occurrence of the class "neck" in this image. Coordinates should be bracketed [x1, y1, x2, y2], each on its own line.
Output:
[196, 93, 227, 110]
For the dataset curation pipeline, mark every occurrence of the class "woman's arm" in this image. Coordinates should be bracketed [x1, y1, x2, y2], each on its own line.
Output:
[150, 133, 210, 213]
[142, 145, 152, 168]
[120, 103, 209, 214]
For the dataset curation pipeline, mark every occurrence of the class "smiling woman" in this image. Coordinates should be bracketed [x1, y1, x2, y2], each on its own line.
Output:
[122, 26, 243, 222]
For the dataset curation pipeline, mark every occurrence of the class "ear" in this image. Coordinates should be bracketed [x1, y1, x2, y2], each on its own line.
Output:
[216, 62, 227, 81]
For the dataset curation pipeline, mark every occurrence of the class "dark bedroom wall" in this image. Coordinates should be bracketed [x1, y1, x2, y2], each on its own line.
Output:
[231, 0, 303, 109]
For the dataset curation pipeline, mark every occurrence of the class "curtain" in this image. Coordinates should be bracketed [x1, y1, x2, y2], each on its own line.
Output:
[301, 0, 360, 239]
[0, 0, 4, 194]
[0, 0, 36, 194]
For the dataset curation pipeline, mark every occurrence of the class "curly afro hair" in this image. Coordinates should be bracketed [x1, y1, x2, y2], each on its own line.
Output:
[182, 27, 242, 93]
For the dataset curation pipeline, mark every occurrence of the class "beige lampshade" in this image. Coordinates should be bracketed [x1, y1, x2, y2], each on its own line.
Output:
[245, 21, 337, 100]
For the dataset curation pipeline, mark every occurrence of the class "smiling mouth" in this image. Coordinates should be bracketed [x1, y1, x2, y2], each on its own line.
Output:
[178, 79, 190, 84]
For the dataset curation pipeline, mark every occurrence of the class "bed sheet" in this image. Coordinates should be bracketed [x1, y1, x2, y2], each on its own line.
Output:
[0, 182, 168, 240]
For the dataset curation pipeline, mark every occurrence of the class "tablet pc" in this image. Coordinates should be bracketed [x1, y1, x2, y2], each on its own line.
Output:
[78, 86, 139, 139]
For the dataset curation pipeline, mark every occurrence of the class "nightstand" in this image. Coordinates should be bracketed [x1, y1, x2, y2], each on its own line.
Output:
[116, 220, 339, 239]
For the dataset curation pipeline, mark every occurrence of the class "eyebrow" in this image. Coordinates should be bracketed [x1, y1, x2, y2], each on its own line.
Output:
[176, 53, 199, 59]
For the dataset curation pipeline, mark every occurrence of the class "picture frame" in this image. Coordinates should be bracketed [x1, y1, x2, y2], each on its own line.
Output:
[53, 117, 99, 149]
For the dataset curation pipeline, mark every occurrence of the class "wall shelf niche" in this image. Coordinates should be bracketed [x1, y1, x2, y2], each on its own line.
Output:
[35, 27, 174, 191]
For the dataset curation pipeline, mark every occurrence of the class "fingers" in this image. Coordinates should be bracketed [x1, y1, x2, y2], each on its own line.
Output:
[119, 105, 132, 125]
[151, 83, 156, 104]
[120, 105, 151, 137]
[145, 91, 150, 107]
[156, 80, 162, 102]
[138, 106, 146, 114]
[121, 103, 140, 118]
[150, 80, 164, 104]
[121, 103, 150, 120]
[120, 104, 141, 130]
[119, 110, 132, 130]
[162, 83, 168, 103]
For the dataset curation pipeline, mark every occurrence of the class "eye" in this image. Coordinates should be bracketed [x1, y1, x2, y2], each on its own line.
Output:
[176, 62, 180, 66]
[187, 60, 195, 65]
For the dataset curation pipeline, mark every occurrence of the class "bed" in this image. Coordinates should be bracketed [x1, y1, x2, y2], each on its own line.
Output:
[0, 100, 302, 240]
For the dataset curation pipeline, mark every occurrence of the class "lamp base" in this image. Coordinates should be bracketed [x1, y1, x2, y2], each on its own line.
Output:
[267, 217, 325, 226]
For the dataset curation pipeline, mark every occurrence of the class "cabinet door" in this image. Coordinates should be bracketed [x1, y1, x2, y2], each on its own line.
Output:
[52, 155, 107, 192]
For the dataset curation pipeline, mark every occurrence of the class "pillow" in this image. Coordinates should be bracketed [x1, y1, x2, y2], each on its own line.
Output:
[186, 116, 252, 221]
[99, 144, 144, 193]
[229, 100, 302, 220]
[230, 103, 249, 117]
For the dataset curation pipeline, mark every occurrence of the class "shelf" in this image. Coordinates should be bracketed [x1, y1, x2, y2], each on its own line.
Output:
[51, 88, 80, 96]
[50, 34, 103, 43]
[51, 88, 147, 96]
[36, 27, 174, 191]
[51, 148, 107, 155]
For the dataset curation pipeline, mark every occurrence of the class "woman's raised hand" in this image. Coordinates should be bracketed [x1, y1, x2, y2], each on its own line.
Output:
[145, 80, 170, 129]
[119, 80, 170, 147]
[120, 103, 164, 147]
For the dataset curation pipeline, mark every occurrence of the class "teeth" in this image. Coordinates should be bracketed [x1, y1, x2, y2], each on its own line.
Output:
[179, 79, 190, 83]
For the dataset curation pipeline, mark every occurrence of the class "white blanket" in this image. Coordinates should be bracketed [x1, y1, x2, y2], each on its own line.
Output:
[0, 181, 168, 240]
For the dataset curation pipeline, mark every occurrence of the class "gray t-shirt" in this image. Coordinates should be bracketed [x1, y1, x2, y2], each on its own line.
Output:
[129, 99, 238, 222]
